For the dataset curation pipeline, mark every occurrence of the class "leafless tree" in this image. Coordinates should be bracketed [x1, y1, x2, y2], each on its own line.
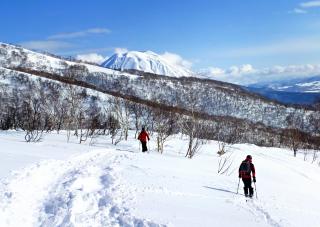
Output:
[65, 64, 89, 80]
[104, 113, 121, 145]
[286, 113, 303, 157]
[178, 90, 206, 159]
[110, 98, 130, 141]
[129, 103, 143, 138]
[303, 149, 308, 161]
[65, 85, 83, 142]
[153, 110, 176, 153]
[23, 97, 45, 142]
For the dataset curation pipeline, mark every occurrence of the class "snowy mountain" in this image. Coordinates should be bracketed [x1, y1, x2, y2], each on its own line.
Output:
[0, 42, 320, 147]
[101, 51, 193, 77]
[246, 76, 320, 105]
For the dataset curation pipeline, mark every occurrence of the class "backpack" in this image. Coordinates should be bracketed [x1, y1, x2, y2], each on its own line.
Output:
[239, 161, 251, 175]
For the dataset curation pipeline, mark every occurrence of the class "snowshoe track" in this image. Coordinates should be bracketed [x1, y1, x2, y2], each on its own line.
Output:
[236, 198, 284, 227]
[0, 150, 165, 227]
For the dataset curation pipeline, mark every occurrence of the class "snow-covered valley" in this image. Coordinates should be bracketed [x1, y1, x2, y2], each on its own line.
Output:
[1, 131, 320, 227]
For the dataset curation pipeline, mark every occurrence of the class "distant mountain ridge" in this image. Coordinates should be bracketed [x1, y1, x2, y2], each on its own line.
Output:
[249, 76, 320, 93]
[101, 51, 193, 77]
[246, 76, 320, 105]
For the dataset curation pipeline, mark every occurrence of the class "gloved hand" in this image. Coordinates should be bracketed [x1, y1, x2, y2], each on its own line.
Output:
[253, 177, 256, 183]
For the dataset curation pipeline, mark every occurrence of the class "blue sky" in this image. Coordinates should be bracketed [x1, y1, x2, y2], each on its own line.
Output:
[1, 0, 320, 84]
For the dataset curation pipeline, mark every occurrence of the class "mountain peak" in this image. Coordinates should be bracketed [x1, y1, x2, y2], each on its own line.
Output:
[101, 50, 193, 77]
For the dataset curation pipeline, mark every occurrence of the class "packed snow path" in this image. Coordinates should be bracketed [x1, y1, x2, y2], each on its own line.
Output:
[1, 132, 320, 227]
[0, 150, 164, 227]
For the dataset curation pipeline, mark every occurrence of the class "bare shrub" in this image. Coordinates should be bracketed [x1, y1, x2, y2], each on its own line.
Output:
[217, 153, 234, 175]
[311, 150, 318, 164]
[217, 141, 227, 156]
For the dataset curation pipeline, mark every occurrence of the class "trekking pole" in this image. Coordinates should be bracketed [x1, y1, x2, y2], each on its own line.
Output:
[254, 182, 258, 199]
[236, 178, 240, 194]
[139, 141, 141, 153]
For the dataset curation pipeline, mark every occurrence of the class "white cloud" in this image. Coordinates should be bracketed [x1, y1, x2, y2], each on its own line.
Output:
[114, 47, 129, 54]
[227, 64, 256, 76]
[259, 64, 320, 76]
[205, 64, 256, 84]
[160, 52, 193, 69]
[20, 40, 72, 52]
[20, 27, 111, 53]
[291, 1, 320, 14]
[300, 0, 320, 8]
[76, 53, 106, 64]
[204, 63, 320, 85]
[86, 28, 111, 33]
[209, 67, 225, 76]
[48, 28, 111, 40]
[291, 8, 308, 14]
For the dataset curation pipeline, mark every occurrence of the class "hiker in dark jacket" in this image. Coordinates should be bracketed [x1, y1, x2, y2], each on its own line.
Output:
[239, 155, 256, 197]
[138, 127, 150, 152]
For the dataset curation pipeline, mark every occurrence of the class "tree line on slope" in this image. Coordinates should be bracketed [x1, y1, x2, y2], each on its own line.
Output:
[0, 66, 319, 160]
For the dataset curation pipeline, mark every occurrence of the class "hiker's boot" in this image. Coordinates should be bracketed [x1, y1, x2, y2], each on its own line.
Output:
[249, 187, 254, 198]
[244, 187, 249, 197]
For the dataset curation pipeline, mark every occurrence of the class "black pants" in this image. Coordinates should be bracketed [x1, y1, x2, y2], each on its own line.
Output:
[141, 141, 148, 152]
[242, 178, 254, 196]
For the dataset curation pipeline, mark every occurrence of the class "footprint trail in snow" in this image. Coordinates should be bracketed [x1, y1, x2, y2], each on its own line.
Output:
[0, 150, 165, 227]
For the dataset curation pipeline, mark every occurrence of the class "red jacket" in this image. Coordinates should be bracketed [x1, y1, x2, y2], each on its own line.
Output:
[239, 159, 256, 179]
[138, 131, 150, 142]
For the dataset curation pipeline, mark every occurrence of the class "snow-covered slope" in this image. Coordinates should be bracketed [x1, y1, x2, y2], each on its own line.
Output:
[101, 51, 193, 77]
[1, 42, 320, 137]
[1, 131, 320, 227]
[0, 42, 134, 77]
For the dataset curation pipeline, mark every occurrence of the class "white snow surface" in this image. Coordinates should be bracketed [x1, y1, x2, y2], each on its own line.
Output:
[1, 131, 320, 227]
[101, 51, 193, 78]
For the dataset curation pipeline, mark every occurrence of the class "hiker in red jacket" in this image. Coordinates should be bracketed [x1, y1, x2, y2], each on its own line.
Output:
[138, 127, 150, 152]
[239, 155, 256, 197]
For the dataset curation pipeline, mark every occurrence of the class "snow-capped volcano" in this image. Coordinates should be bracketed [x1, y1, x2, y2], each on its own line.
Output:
[101, 50, 193, 77]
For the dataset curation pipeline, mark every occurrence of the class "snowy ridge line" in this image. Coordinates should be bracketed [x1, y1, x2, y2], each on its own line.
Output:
[0, 42, 126, 77]
[0, 149, 165, 227]
[6, 66, 305, 136]
[122, 68, 241, 91]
